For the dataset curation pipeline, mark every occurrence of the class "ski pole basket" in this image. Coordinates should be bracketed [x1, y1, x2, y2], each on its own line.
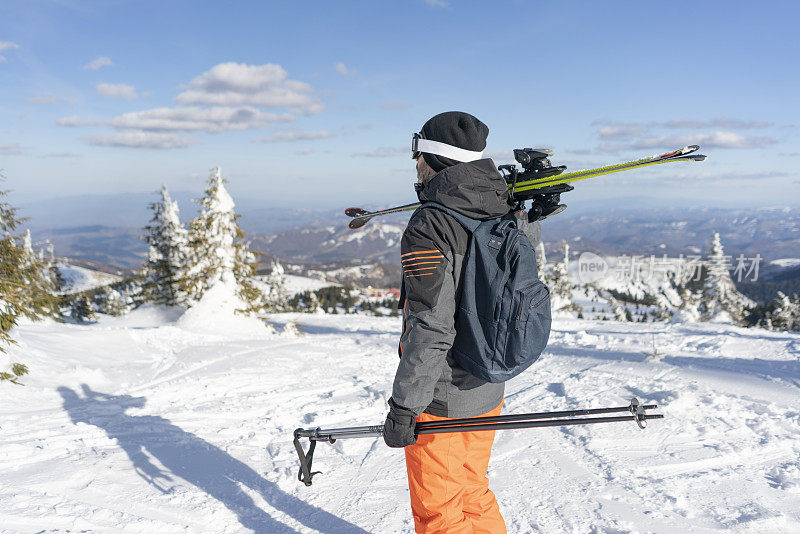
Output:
[292, 398, 663, 486]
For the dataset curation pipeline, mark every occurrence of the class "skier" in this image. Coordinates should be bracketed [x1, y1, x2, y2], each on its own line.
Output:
[383, 111, 541, 533]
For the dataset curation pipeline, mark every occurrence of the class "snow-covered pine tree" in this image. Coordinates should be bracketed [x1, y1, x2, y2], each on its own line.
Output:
[678, 286, 701, 322]
[44, 242, 64, 292]
[769, 292, 799, 331]
[69, 295, 96, 323]
[1, 182, 57, 384]
[263, 260, 289, 312]
[21, 230, 59, 298]
[536, 241, 548, 280]
[699, 232, 753, 324]
[611, 297, 629, 322]
[97, 286, 129, 316]
[549, 241, 576, 312]
[142, 185, 190, 306]
[183, 167, 263, 313]
[306, 291, 321, 313]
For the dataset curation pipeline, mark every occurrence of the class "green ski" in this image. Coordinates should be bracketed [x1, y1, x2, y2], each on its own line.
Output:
[345, 145, 706, 229]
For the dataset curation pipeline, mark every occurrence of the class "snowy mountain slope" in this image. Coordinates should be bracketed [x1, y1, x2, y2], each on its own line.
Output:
[57, 262, 123, 294]
[2, 313, 799, 532]
[252, 222, 404, 265]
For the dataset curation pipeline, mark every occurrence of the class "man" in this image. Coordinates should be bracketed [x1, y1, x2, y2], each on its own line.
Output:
[383, 111, 541, 533]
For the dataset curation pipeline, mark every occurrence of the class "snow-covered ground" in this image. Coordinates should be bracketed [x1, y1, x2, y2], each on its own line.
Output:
[281, 274, 337, 295]
[2, 311, 800, 533]
[57, 262, 122, 294]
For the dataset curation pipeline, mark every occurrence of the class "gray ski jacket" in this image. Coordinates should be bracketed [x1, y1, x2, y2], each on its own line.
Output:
[391, 159, 541, 418]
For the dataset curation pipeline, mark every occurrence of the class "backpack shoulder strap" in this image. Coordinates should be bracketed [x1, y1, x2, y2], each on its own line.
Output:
[415, 201, 482, 233]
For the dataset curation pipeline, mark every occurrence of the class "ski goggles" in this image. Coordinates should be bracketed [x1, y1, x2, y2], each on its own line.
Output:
[411, 132, 484, 162]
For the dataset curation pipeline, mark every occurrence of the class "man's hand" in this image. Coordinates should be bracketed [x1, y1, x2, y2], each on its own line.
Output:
[383, 398, 418, 448]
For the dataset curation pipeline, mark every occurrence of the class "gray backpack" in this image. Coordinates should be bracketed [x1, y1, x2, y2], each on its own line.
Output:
[418, 202, 552, 383]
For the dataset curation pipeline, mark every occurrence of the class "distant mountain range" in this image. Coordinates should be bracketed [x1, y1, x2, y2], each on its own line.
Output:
[27, 204, 800, 279]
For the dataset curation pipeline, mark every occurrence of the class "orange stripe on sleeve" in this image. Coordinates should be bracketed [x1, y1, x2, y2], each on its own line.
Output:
[402, 254, 443, 263]
[402, 260, 442, 268]
[401, 249, 441, 258]
[405, 272, 434, 278]
[404, 266, 438, 273]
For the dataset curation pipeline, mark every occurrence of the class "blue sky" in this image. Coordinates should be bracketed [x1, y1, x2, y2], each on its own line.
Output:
[1, 0, 798, 212]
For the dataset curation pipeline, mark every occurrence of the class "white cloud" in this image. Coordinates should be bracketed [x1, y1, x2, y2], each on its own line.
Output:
[597, 123, 645, 139]
[254, 130, 334, 143]
[672, 170, 789, 181]
[38, 152, 82, 159]
[82, 56, 113, 70]
[86, 131, 194, 149]
[176, 62, 323, 114]
[632, 131, 777, 150]
[0, 143, 22, 155]
[110, 106, 293, 133]
[61, 62, 323, 150]
[96, 82, 138, 100]
[56, 115, 104, 127]
[594, 118, 771, 133]
[334, 62, 356, 77]
[0, 42, 19, 63]
[659, 118, 770, 130]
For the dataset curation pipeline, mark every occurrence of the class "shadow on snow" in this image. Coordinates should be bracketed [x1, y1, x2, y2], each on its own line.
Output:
[58, 384, 367, 533]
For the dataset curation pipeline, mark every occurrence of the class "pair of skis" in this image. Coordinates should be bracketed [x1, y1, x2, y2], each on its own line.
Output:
[345, 145, 706, 229]
[294, 398, 663, 486]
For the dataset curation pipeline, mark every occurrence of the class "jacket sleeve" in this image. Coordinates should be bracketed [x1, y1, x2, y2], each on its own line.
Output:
[391, 214, 458, 416]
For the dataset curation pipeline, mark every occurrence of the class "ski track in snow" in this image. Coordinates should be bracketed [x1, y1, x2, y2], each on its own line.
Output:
[2, 310, 800, 533]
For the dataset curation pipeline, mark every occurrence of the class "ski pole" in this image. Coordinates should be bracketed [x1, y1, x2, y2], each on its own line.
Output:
[414, 399, 658, 430]
[293, 398, 662, 486]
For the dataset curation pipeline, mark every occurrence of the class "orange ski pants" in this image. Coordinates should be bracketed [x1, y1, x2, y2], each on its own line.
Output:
[404, 401, 506, 534]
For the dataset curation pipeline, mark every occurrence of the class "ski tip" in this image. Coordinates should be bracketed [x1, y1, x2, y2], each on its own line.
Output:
[690, 154, 707, 161]
[349, 217, 369, 230]
[679, 145, 700, 155]
[345, 207, 368, 218]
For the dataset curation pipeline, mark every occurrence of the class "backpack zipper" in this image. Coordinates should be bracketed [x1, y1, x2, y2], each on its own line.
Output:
[515, 281, 544, 329]
[533, 286, 550, 309]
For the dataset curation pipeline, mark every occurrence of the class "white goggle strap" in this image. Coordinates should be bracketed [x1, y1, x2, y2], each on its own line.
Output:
[414, 138, 484, 162]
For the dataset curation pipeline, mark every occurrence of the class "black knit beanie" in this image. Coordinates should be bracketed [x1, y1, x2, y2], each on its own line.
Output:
[419, 111, 489, 173]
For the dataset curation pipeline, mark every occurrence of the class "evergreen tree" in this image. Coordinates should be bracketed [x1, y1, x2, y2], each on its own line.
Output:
[263, 260, 289, 312]
[43, 242, 64, 292]
[536, 240, 548, 280]
[183, 167, 263, 313]
[610, 297, 629, 322]
[97, 286, 130, 316]
[306, 291, 322, 313]
[1, 181, 57, 384]
[699, 232, 753, 324]
[677, 286, 701, 322]
[549, 241, 574, 311]
[142, 185, 190, 306]
[70, 295, 97, 323]
[769, 292, 799, 331]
